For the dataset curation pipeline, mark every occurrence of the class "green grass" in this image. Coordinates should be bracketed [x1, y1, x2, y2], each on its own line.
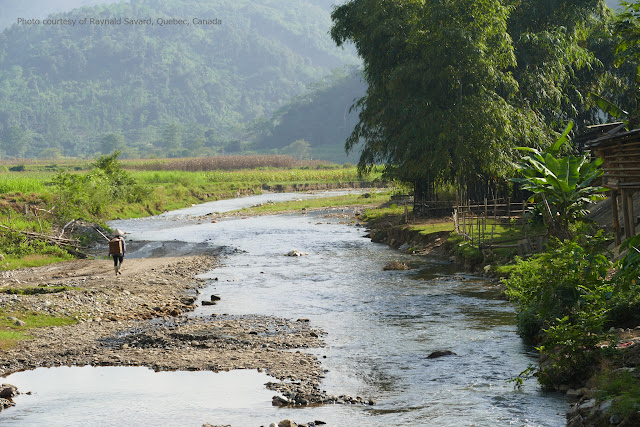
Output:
[0, 254, 74, 271]
[110, 167, 383, 219]
[597, 368, 640, 418]
[0, 172, 56, 194]
[131, 167, 374, 186]
[237, 192, 391, 215]
[361, 203, 408, 222]
[0, 160, 387, 269]
[0, 329, 31, 349]
[0, 310, 78, 349]
[411, 222, 455, 234]
[205, 167, 368, 184]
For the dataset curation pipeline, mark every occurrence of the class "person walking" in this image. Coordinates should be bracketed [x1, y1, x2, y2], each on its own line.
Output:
[109, 229, 126, 276]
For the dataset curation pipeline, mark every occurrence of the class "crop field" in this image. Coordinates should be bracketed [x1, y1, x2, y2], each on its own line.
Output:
[123, 155, 341, 171]
[0, 172, 55, 194]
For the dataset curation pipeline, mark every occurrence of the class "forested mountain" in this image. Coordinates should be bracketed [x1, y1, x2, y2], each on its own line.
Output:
[253, 67, 365, 163]
[0, 0, 359, 159]
[0, 0, 123, 31]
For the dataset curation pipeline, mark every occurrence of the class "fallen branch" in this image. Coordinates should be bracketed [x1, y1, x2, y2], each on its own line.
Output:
[0, 224, 82, 249]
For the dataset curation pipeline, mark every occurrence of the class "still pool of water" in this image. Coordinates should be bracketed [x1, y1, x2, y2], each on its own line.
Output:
[2, 367, 274, 427]
[2, 194, 569, 426]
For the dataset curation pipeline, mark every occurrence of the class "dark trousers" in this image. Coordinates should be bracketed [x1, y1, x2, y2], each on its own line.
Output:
[113, 255, 124, 266]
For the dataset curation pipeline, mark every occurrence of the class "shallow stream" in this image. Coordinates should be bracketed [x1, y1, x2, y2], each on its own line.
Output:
[2, 192, 568, 426]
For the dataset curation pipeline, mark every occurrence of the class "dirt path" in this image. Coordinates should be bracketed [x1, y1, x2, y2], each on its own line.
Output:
[0, 256, 366, 411]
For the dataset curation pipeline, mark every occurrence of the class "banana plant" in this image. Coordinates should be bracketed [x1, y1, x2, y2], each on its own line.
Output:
[510, 121, 607, 239]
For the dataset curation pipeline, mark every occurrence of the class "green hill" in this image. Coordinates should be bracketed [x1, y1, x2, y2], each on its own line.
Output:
[253, 67, 365, 163]
[0, 0, 121, 31]
[0, 0, 359, 159]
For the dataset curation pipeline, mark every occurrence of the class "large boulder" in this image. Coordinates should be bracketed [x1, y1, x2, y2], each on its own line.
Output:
[427, 350, 456, 359]
[0, 384, 18, 399]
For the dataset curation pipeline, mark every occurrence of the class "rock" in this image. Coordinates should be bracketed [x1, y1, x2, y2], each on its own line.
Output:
[14, 320, 26, 327]
[610, 414, 622, 425]
[278, 420, 297, 427]
[6, 316, 18, 322]
[566, 389, 581, 398]
[576, 387, 590, 397]
[0, 397, 15, 411]
[579, 398, 596, 411]
[180, 296, 197, 305]
[272, 395, 289, 406]
[210, 295, 221, 301]
[285, 250, 308, 257]
[201, 300, 216, 306]
[483, 265, 491, 273]
[382, 261, 409, 271]
[427, 350, 456, 359]
[599, 399, 613, 413]
[0, 384, 18, 398]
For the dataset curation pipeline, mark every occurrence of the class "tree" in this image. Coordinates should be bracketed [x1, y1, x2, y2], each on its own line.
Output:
[331, 0, 522, 197]
[1, 125, 30, 157]
[286, 139, 311, 160]
[507, 0, 609, 131]
[159, 123, 182, 155]
[100, 132, 126, 155]
[331, 0, 611, 201]
[589, 1, 640, 129]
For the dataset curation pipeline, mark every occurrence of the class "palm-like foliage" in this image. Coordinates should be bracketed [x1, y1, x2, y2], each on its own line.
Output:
[511, 122, 607, 239]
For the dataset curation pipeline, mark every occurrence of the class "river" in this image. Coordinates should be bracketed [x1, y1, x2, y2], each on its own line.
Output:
[2, 192, 567, 426]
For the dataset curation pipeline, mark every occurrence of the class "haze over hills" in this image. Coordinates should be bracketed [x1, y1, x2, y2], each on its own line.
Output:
[0, 0, 360, 161]
[0, 0, 125, 31]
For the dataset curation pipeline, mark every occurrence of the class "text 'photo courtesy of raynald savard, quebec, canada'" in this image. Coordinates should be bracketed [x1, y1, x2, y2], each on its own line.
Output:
[2, 1, 640, 427]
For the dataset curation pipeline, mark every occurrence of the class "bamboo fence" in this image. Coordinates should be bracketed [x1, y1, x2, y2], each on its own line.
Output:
[453, 198, 546, 256]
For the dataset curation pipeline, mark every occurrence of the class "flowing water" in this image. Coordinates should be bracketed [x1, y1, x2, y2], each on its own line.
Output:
[2, 193, 568, 426]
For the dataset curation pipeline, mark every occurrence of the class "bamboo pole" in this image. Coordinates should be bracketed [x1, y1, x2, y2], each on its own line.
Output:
[611, 190, 621, 246]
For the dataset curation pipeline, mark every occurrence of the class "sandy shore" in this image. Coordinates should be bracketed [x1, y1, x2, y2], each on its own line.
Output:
[0, 256, 368, 411]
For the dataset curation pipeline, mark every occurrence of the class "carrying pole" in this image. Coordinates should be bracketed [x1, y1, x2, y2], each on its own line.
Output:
[95, 228, 111, 242]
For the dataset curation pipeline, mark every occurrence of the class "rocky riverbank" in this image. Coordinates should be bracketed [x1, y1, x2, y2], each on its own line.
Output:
[0, 255, 368, 417]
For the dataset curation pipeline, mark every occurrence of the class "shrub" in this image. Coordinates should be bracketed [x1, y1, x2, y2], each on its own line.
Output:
[504, 238, 613, 389]
[504, 239, 611, 344]
[611, 234, 640, 327]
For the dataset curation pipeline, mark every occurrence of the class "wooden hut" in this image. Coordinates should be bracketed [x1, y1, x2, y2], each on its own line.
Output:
[583, 123, 640, 245]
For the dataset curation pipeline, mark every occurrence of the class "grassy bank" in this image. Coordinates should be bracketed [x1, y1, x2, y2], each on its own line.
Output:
[235, 192, 390, 216]
[0, 153, 384, 269]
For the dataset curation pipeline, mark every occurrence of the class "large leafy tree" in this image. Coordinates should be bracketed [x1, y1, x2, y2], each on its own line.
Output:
[590, 1, 640, 129]
[331, 0, 523, 196]
[507, 0, 608, 129]
[332, 0, 609, 198]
